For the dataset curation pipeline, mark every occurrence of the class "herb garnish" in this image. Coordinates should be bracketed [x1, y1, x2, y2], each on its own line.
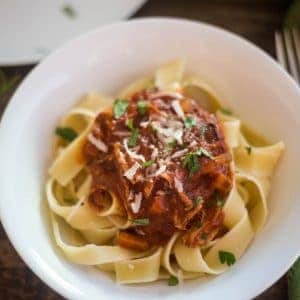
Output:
[245, 146, 252, 155]
[113, 98, 128, 118]
[218, 250, 236, 266]
[126, 118, 134, 130]
[143, 160, 154, 168]
[137, 100, 147, 115]
[132, 218, 149, 226]
[0, 70, 20, 97]
[196, 147, 214, 159]
[55, 127, 78, 142]
[184, 116, 196, 129]
[166, 140, 177, 151]
[194, 196, 203, 206]
[183, 152, 201, 176]
[168, 275, 179, 286]
[126, 118, 139, 147]
[220, 108, 232, 115]
[183, 147, 214, 176]
[62, 4, 77, 18]
[216, 194, 224, 207]
[129, 129, 139, 147]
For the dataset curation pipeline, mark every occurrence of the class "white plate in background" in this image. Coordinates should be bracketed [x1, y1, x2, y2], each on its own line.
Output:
[0, 0, 146, 65]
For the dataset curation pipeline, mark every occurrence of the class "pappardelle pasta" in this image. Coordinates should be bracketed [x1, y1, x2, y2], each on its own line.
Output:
[46, 60, 284, 285]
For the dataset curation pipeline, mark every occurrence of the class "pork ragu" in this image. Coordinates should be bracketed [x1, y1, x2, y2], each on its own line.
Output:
[83, 88, 233, 251]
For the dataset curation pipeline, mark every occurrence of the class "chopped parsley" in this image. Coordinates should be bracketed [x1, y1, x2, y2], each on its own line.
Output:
[137, 100, 147, 115]
[200, 124, 208, 139]
[126, 118, 134, 130]
[166, 140, 177, 151]
[0, 70, 20, 96]
[245, 146, 252, 155]
[218, 250, 236, 266]
[196, 147, 214, 159]
[62, 4, 77, 18]
[132, 218, 149, 226]
[184, 147, 214, 176]
[194, 196, 203, 206]
[168, 275, 179, 286]
[184, 116, 196, 129]
[220, 108, 232, 115]
[143, 160, 154, 168]
[216, 194, 224, 207]
[126, 118, 139, 147]
[128, 128, 139, 147]
[183, 152, 200, 176]
[195, 220, 202, 228]
[55, 127, 78, 142]
[113, 98, 128, 118]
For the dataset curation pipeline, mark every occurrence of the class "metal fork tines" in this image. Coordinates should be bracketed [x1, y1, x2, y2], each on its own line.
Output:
[275, 28, 300, 82]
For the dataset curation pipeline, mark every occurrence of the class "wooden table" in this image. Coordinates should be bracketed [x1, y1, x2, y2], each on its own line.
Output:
[0, 0, 290, 298]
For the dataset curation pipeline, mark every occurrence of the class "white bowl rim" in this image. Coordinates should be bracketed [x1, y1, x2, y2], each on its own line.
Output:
[0, 17, 299, 299]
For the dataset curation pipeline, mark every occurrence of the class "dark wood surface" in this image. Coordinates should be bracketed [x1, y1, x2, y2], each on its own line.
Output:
[0, 0, 291, 299]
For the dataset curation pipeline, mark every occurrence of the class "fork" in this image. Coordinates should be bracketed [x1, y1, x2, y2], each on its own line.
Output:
[275, 28, 300, 82]
[275, 28, 300, 298]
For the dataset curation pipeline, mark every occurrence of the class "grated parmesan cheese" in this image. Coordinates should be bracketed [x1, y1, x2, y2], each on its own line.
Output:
[123, 139, 146, 162]
[130, 192, 142, 213]
[87, 133, 108, 152]
[171, 149, 188, 159]
[171, 100, 185, 118]
[124, 162, 140, 181]
[174, 177, 183, 193]
[151, 147, 159, 160]
[148, 164, 166, 178]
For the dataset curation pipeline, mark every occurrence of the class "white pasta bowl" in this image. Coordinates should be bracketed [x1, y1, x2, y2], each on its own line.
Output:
[0, 18, 300, 300]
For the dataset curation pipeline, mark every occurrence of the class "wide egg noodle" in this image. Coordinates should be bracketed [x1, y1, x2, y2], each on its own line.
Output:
[46, 60, 284, 284]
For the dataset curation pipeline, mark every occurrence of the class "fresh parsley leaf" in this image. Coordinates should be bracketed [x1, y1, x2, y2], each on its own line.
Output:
[168, 275, 179, 286]
[183, 152, 200, 176]
[0, 70, 20, 97]
[132, 218, 149, 226]
[143, 160, 154, 168]
[113, 99, 128, 118]
[184, 147, 213, 175]
[55, 127, 78, 142]
[216, 194, 224, 207]
[245, 146, 252, 155]
[62, 4, 77, 18]
[219, 250, 236, 266]
[184, 116, 196, 129]
[196, 147, 214, 159]
[128, 128, 139, 147]
[126, 118, 134, 130]
[126, 118, 139, 147]
[137, 100, 147, 115]
[220, 108, 232, 115]
[166, 140, 177, 151]
[195, 220, 202, 228]
[194, 196, 203, 206]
